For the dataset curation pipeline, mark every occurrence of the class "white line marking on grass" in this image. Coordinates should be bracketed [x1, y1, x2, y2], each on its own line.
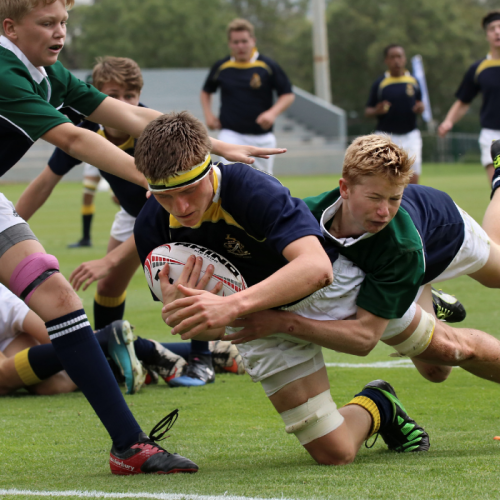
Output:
[0, 489, 296, 500]
[325, 359, 415, 368]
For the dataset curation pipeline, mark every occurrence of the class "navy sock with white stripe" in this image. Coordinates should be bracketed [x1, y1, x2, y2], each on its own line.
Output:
[46, 309, 141, 451]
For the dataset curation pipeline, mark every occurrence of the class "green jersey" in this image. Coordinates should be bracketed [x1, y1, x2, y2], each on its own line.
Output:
[0, 36, 106, 176]
[304, 188, 425, 319]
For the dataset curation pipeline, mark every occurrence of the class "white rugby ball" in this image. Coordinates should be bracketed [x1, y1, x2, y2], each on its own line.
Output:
[144, 242, 247, 301]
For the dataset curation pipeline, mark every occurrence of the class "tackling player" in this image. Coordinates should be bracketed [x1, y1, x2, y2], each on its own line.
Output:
[438, 11, 500, 182]
[133, 111, 430, 465]
[225, 135, 500, 392]
[0, 0, 283, 474]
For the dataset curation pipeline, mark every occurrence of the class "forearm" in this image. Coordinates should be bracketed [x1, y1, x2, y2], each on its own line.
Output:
[103, 235, 137, 269]
[15, 167, 60, 221]
[226, 252, 332, 318]
[269, 311, 379, 356]
[268, 93, 295, 118]
[443, 100, 470, 126]
[365, 107, 377, 118]
[87, 97, 162, 138]
[200, 91, 214, 121]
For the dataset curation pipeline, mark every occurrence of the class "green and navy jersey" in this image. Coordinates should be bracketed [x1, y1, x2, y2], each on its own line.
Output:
[455, 56, 500, 129]
[305, 185, 464, 319]
[366, 71, 422, 134]
[203, 50, 292, 135]
[48, 111, 148, 218]
[135, 162, 323, 301]
[0, 36, 106, 177]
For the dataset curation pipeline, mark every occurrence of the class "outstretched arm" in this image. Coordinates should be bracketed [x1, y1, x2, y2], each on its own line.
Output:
[163, 235, 333, 339]
[225, 306, 388, 356]
[438, 100, 470, 137]
[15, 166, 62, 221]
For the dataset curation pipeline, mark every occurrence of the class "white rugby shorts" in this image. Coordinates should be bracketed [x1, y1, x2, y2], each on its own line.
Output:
[83, 163, 100, 178]
[110, 207, 136, 243]
[479, 128, 500, 167]
[218, 128, 276, 175]
[375, 129, 422, 175]
[0, 283, 30, 352]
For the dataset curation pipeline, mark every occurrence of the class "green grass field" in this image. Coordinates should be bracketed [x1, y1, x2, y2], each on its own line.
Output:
[1, 163, 500, 500]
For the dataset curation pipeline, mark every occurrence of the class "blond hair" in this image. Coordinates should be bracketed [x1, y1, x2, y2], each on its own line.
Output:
[92, 56, 143, 92]
[343, 134, 414, 186]
[0, 0, 74, 35]
[227, 18, 255, 39]
[135, 111, 211, 182]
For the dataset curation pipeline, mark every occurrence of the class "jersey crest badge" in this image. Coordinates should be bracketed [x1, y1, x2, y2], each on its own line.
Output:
[250, 73, 262, 89]
[224, 235, 251, 258]
[406, 83, 415, 96]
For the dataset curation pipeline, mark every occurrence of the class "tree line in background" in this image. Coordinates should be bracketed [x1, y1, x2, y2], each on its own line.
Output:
[62, 0, 493, 134]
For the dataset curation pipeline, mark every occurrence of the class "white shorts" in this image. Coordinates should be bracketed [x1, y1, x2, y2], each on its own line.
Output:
[479, 128, 500, 167]
[232, 255, 416, 393]
[218, 128, 276, 175]
[83, 163, 100, 178]
[110, 207, 136, 243]
[0, 193, 37, 259]
[428, 205, 490, 283]
[0, 284, 30, 352]
[376, 129, 422, 175]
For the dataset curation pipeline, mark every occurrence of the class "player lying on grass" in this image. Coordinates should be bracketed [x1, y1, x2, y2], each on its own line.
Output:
[0, 0, 284, 475]
[15, 55, 221, 388]
[131, 111, 430, 465]
[0, 276, 242, 395]
[225, 135, 500, 390]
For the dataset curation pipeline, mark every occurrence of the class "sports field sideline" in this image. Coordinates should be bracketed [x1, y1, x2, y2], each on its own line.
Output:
[1, 163, 500, 500]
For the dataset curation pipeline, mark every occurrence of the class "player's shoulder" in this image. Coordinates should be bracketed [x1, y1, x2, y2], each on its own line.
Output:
[211, 56, 231, 71]
[0, 46, 33, 90]
[303, 188, 341, 221]
[218, 161, 283, 190]
[372, 74, 386, 86]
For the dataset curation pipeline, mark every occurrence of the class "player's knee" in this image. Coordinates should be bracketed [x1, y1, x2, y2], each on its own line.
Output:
[310, 445, 356, 466]
[9, 253, 60, 305]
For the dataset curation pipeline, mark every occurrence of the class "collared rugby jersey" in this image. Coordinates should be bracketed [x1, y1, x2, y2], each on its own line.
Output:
[135, 162, 323, 300]
[366, 71, 422, 134]
[48, 112, 148, 218]
[0, 36, 106, 177]
[456, 56, 500, 129]
[203, 50, 292, 135]
[305, 185, 464, 319]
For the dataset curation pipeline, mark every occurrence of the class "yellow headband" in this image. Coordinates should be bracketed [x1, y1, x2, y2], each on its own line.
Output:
[147, 155, 212, 192]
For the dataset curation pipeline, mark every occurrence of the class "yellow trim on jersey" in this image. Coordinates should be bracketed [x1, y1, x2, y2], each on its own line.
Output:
[147, 155, 212, 192]
[379, 75, 418, 90]
[94, 291, 127, 307]
[14, 348, 42, 386]
[475, 58, 500, 79]
[218, 60, 272, 74]
[81, 204, 95, 216]
[97, 129, 135, 151]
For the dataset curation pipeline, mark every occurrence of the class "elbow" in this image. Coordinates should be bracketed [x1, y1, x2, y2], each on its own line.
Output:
[350, 331, 379, 357]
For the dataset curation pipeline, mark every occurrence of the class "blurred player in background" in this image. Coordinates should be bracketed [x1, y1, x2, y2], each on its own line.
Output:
[365, 45, 424, 184]
[201, 18, 295, 175]
[438, 11, 500, 182]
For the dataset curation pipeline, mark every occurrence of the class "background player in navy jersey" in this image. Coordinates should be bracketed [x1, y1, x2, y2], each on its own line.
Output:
[201, 18, 295, 175]
[438, 11, 500, 182]
[0, 0, 285, 475]
[365, 45, 424, 184]
[133, 111, 430, 464]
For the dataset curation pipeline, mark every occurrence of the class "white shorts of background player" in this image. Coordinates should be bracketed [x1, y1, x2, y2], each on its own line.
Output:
[218, 128, 276, 175]
[479, 128, 500, 167]
[110, 207, 136, 243]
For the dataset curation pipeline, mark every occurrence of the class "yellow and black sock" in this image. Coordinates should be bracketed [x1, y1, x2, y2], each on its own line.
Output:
[94, 291, 126, 330]
[81, 204, 95, 241]
[14, 345, 65, 385]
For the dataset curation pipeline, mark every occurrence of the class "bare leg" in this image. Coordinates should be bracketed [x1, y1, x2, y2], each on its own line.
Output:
[486, 163, 494, 184]
[268, 367, 371, 465]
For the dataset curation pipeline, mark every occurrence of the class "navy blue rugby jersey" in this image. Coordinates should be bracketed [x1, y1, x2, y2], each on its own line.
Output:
[48, 114, 147, 218]
[366, 72, 422, 134]
[203, 51, 292, 135]
[401, 185, 464, 284]
[134, 162, 323, 300]
[455, 57, 500, 129]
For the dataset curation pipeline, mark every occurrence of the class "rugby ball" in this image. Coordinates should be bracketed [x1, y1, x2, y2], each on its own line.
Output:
[144, 242, 247, 301]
